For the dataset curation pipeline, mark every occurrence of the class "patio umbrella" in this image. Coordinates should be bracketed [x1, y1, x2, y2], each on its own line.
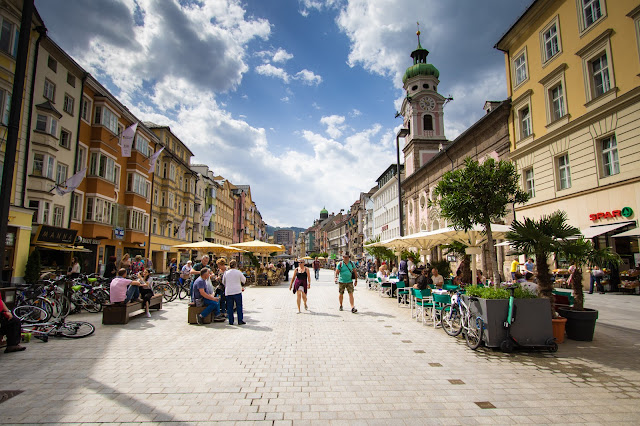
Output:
[172, 241, 246, 255]
[302, 256, 312, 260]
[229, 240, 286, 255]
[317, 256, 326, 260]
[383, 224, 512, 286]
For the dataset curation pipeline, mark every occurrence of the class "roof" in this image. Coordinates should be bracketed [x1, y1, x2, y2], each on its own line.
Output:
[375, 163, 403, 183]
[494, 0, 544, 52]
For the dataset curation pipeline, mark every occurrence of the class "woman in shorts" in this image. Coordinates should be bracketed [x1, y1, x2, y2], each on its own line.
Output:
[290, 258, 311, 313]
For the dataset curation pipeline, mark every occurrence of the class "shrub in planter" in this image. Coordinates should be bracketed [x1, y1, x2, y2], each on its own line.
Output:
[24, 249, 42, 284]
[464, 285, 552, 348]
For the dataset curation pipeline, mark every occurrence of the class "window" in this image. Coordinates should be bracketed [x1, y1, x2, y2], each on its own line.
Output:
[524, 168, 535, 198]
[89, 152, 119, 184]
[59, 128, 71, 149]
[53, 205, 64, 227]
[29, 200, 39, 224]
[67, 72, 76, 87]
[42, 202, 50, 225]
[33, 153, 54, 179]
[601, 135, 619, 177]
[75, 145, 86, 172]
[56, 163, 68, 185]
[168, 193, 174, 210]
[423, 114, 433, 131]
[179, 176, 183, 189]
[47, 55, 57, 72]
[0, 16, 18, 56]
[80, 96, 91, 122]
[63, 94, 74, 115]
[169, 163, 176, 181]
[582, 0, 603, 30]
[71, 193, 82, 221]
[0, 88, 11, 125]
[540, 17, 562, 64]
[514, 51, 527, 85]
[557, 153, 571, 190]
[550, 83, 565, 121]
[162, 163, 167, 178]
[85, 197, 115, 224]
[520, 106, 532, 138]
[591, 53, 610, 97]
[35, 113, 57, 135]
[161, 191, 166, 207]
[134, 134, 149, 157]
[126, 209, 148, 233]
[43, 79, 55, 101]
[93, 105, 119, 134]
[154, 188, 158, 205]
[127, 172, 150, 198]
[152, 217, 157, 234]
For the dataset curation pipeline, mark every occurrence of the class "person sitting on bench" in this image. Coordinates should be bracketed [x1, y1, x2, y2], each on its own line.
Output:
[193, 268, 225, 325]
[137, 268, 155, 318]
[110, 268, 143, 304]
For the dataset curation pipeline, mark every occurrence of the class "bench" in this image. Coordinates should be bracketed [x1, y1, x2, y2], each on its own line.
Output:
[188, 305, 214, 324]
[102, 294, 163, 324]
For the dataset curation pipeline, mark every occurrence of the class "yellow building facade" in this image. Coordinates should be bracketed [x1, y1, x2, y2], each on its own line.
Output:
[1, 2, 42, 283]
[496, 0, 640, 271]
[146, 123, 196, 271]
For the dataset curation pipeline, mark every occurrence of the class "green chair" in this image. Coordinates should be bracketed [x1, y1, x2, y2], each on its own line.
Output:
[367, 273, 377, 290]
[443, 282, 459, 292]
[432, 293, 452, 328]
[396, 281, 409, 306]
[444, 278, 453, 286]
[379, 278, 392, 297]
[412, 288, 434, 325]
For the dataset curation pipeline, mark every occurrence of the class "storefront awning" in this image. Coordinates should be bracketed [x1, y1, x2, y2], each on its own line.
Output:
[580, 222, 634, 239]
[34, 243, 92, 253]
[612, 228, 640, 238]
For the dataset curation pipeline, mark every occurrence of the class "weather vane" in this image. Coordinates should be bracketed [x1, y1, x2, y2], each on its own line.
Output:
[416, 21, 421, 45]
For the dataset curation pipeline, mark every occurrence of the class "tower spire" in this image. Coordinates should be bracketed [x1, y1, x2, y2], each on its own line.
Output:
[416, 21, 422, 49]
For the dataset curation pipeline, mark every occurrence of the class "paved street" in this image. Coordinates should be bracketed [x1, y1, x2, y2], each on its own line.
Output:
[1, 269, 640, 425]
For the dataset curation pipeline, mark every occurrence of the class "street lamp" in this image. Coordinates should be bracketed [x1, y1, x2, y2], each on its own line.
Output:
[396, 128, 409, 237]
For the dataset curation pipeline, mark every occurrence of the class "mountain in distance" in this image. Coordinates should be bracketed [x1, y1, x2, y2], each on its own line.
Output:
[266, 225, 306, 238]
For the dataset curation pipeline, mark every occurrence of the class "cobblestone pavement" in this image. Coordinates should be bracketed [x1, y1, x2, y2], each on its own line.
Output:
[1, 269, 640, 425]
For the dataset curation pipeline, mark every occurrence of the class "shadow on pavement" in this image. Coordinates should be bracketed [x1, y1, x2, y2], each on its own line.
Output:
[358, 311, 396, 318]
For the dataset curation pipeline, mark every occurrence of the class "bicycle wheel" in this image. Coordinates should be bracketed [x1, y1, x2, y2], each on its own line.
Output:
[168, 283, 179, 302]
[58, 320, 95, 338]
[442, 304, 462, 337]
[13, 305, 49, 323]
[178, 284, 189, 300]
[32, 298, 54, 321]
[155, 283, 174, 303]
[465, 317, 484, 350]
[82, 296, 102, 313]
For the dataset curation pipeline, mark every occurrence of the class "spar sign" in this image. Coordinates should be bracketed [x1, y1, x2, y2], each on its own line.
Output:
[589, 207, 634, 221]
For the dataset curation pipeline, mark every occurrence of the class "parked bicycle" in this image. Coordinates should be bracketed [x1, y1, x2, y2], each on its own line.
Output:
[441, 290, 484, 350]
[21, 315, 95, 342]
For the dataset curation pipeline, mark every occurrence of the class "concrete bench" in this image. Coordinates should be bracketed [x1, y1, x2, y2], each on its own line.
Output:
[102, 294, 163, 324]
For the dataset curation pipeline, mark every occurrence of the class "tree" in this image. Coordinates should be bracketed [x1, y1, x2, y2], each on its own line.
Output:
[400, 249, 421, 264]
[364, 236, 397, 265]
[506, 211, 580, 306]
[24, 249, 42, 284]
[432, 157, 529, 284]
[560, 238, 621, 310]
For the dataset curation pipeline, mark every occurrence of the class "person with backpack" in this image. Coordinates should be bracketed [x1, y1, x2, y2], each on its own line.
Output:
[334, 253, 358, 313]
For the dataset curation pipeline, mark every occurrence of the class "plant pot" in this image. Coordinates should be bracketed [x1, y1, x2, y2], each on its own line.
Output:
[556, 307, 598, 341]
[551, 317, 567, 344]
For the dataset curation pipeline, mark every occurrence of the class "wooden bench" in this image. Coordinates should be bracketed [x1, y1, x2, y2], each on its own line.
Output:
[102, 294, 163, 324]
[187, 305, 214, 324]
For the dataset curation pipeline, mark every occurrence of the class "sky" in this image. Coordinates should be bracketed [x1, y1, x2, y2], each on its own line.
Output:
[35, 0, 532, 228]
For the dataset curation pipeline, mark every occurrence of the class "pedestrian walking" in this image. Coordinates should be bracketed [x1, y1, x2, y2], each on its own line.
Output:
[335, 253, 357, 313]
[312, 257, 320, 281]
[223, 260, 246, 325]
[290, 259, 311, 313]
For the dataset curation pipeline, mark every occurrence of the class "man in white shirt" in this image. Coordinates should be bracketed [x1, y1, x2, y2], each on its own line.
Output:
[223, 260, 247, 325]
[431, 268, 444, 289]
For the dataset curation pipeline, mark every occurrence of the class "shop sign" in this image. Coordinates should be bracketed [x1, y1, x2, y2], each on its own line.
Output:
[114, 227, 125, 240]
[79, 237, 100, 245]
[161, 245, 172, 251]
[34, 225, 77, 244]
[589, 207, 633, 221]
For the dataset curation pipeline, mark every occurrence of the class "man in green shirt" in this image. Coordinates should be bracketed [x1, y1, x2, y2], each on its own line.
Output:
[335, 253, 357, 313]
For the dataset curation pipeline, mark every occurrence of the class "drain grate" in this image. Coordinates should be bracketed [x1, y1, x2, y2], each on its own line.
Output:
[429, 362, 442, 367]
[0, 390, 23, 404]
[402, 340, 412, 343]
[392, 332, 401, 335]
[385, 325, 392, 328]
[475, 401, 495, 409]
[414, 350, 425, 353]
[448, 379, 465, 385]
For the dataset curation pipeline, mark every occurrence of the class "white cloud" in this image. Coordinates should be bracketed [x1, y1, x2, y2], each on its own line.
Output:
[273, 48, 294, 63]
[349, 108, 361, 117]
[294, 69, 323, 85]
[255, 63, 290, 83]
[320, 115, 346, 138]
[281, 96, 290, 102]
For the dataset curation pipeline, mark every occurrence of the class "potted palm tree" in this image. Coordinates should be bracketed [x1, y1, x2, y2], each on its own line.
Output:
[557, 238, 621, 341]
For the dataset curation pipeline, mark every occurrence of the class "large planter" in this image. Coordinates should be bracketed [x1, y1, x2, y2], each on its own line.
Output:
[463, 296, 554, 348]
[556, 307, 598, 341]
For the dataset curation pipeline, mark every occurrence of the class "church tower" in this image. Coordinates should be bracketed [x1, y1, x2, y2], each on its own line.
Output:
[400, 29, 447, 178]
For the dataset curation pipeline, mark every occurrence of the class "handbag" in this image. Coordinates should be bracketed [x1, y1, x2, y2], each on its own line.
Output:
[341, 261, 356, 280]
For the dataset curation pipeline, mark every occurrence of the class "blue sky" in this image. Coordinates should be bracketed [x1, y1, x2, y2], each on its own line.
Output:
[35, 0, 532, 228]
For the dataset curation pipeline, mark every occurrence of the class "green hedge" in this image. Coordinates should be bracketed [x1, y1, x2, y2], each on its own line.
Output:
[465, 285, 537, 300]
